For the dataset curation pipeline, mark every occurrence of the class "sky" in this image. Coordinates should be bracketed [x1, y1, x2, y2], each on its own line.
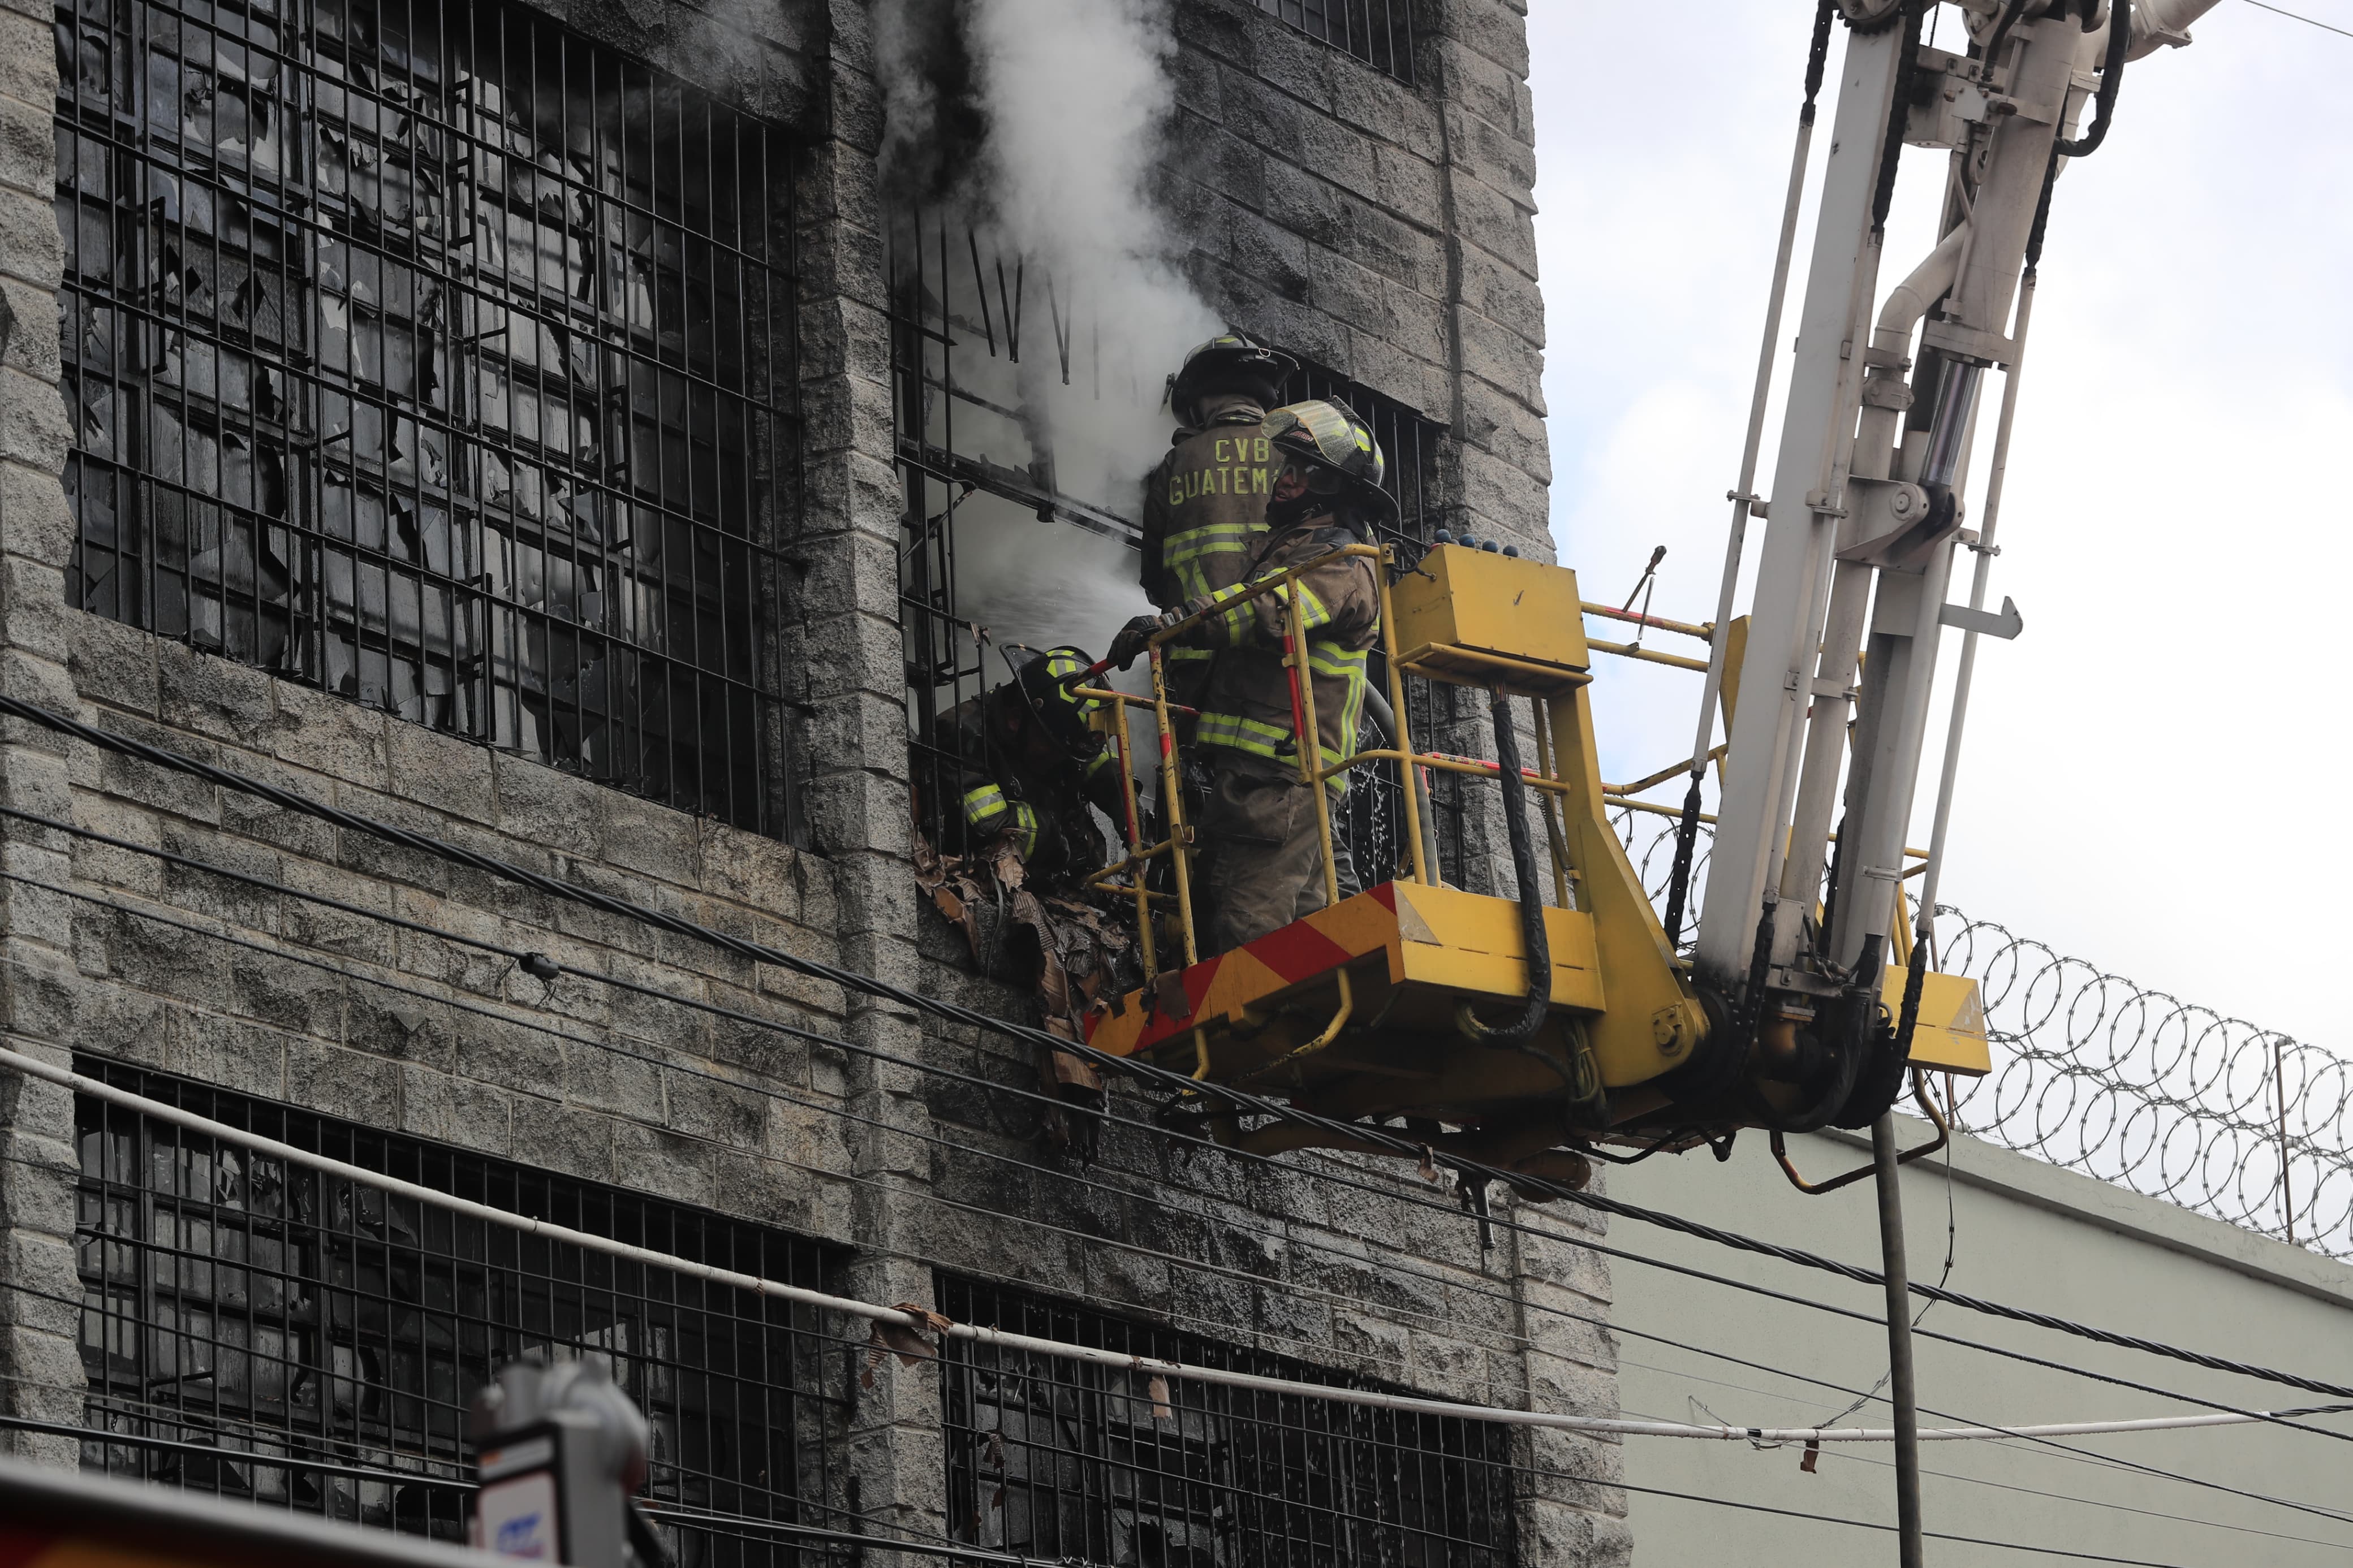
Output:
[1528, 1, 2353, 1047]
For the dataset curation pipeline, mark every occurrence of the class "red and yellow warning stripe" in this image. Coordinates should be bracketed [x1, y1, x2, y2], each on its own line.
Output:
[1086, 881, 1607, 1059]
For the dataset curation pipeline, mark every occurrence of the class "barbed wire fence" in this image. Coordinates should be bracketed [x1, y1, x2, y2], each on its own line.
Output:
[1609, 806, 2353, 1260]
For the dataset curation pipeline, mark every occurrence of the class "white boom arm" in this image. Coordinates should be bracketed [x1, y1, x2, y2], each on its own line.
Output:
[1692, 1, 2214, 1030]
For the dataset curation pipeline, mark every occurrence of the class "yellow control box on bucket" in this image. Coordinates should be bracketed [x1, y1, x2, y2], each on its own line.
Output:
[1389, 543, 1591, 694]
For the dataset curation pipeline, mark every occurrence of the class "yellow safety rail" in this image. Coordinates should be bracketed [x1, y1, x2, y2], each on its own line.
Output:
[1076, 541, 1594, 988]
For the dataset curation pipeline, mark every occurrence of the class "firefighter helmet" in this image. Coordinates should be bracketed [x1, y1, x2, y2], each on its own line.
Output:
[1170, 332, 1297, 422]
[1002, 644, 1107, 759]
[1263, 398, 1401, 530]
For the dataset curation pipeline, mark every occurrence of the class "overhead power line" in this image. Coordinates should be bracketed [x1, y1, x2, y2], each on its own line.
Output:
[3, 694, 2350, 1406]
[14, 852, 2353, 1537]
[10, 845, 2353, 1461]
[1794, 1438, 2353, 1553]
[0, 1392, 2216, 1568]
[8, 1040, 2350, 1463]
[2242, 0, 2353, 39]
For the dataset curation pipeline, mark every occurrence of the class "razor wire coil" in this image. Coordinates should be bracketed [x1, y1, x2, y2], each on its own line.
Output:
[1610, 808, 2352, 1259]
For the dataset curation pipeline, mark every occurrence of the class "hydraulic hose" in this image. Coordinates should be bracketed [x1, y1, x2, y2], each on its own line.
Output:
[1978, 0, 2032, 74]
[2055, 0, 2131, 157]
[1456, 690, 1552, 1049]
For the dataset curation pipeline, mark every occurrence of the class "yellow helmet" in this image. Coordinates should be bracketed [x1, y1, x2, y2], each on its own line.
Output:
[1263, 398, 1400, 529]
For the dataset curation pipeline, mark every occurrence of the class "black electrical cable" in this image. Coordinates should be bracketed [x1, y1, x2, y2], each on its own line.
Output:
[14, 880, 2353, 1465]
[648, 1445, 2223, 1568]
[0, 1381, 2275, 1568]
[37, 998, 2353, 1497]
[20, 857, 2353, 1457]
[1620, 1357, 2353, 1531]
[16, 952, 2350, 1549]
[2056, 0, 2131, 157]
[1871, 1, 1929, 234]
[31, 1123, 2350, 1559]
[1981, 0, 2035, 72]
[1804, 0, 1840, 115]
[15, 893, 2353, 1522]
[1786, 1432, 2353, 1550]
[2027, 148, 2063, 266]
[9, 694, 2353, 1407]
[0, 1414, 1051, 1568]
[9, 952, 2346, 1554]
[1453, 690, 1552, 1050]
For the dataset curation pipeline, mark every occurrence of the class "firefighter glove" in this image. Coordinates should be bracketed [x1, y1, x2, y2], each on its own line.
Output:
[1110, 613, 1172, 671]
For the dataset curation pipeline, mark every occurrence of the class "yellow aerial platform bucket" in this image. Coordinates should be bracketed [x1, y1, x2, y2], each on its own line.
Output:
[1075, 541, 1988, 1177]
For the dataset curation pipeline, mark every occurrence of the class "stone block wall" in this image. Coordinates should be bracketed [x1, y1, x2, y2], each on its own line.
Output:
[0, 0, 1624, 1559]
[1163, 0, 1560, 902]
[1170, 0, 1550, 558]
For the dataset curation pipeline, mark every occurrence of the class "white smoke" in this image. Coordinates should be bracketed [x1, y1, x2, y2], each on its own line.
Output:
[960, 0, 1221, 504]
[877, 0, 1223, 709]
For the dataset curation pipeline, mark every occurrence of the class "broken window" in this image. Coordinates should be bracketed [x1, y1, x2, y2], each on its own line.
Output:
[55, 0, 800, 837]
[941, 1276, 1518, 1567]
[889, 210, 1467, 893]
[73, 1062, 841, 1564]
[1249, 0, 1416, 84]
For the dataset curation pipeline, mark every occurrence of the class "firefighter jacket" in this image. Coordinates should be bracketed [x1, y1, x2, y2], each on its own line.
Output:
[1178, 517, 1380, 793]
[1140, 396, 1280, 698]
[925, 686, 1128, 884]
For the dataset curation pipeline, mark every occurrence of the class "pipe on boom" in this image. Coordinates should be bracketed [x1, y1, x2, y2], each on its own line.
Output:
[1872, 228, 1966, 358]
[2126, 0, 2221, 57]
[1853, 226, 1967, 481]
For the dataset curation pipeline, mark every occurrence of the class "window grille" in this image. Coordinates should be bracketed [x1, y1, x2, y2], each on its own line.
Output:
[68, 1062, 841, 1565]
[940, 1276, 1518, 1567]
[54, 0, 801, 836]
[886, 210, 1461, 888]
[1287, 362, 1469, 889]
[1247, 0, 1416, 84]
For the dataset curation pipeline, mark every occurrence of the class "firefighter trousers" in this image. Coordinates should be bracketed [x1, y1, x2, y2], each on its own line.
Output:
[1199, 751, 1355, 953]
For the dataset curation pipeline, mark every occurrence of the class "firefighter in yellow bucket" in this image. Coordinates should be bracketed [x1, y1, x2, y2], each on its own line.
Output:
[1111, 399, 1395, 953]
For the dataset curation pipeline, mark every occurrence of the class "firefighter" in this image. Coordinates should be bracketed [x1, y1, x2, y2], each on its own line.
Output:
[1111, 399, 1395, 954]
[926, 645, 1127, 889]
[1139, 332, 1299, 710]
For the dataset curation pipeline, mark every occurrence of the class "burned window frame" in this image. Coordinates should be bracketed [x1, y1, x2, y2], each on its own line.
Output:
[1246, 0, 1416, 84]
[940, 1275, 1519, 1567]
[70, 1061, 843, 1565]
[53, 0, 804, 840]
[887, 207, 1467, 893]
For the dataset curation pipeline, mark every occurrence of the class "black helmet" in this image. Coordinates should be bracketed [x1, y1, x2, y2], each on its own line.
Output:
[1001, 644, 1108, 759]
[1170, 332, 1297, 422]
[1263, 398, 1401, 530]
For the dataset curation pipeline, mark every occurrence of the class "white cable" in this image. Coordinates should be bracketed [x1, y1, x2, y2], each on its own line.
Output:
[5, 1046, 2333, 1446]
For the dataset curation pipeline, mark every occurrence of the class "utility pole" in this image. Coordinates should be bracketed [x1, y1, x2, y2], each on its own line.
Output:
[1873, 1112, 1924, 1567]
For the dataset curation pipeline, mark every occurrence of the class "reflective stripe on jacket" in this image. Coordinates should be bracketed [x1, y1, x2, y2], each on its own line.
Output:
[1139, 403, 1278, 611]
[1181, 520, 1380, 791]
[925, 687, 1128, 880]
[958, 783, 1040, 859]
